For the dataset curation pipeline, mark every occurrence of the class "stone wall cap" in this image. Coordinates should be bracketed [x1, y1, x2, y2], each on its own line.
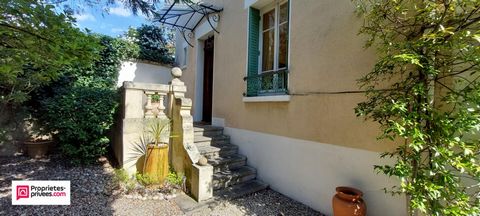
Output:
[123, 81, 170, 92]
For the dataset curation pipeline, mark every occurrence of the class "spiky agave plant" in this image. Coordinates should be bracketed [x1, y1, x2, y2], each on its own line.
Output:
[147, 119, 171, 146]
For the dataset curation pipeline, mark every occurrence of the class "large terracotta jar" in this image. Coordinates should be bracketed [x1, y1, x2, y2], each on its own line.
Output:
[143, 143, 169, 184]
[332, 186, 367, 216]
[24, 140, 53, 158]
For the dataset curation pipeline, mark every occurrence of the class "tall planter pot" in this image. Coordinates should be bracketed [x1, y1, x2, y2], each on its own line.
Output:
[144, 143, 169, 184]
[332, 186, 367, 216]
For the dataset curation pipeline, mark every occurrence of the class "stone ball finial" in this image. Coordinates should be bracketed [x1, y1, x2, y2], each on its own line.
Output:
[197, 156, 208, 166]
[172, 67, 182, 78]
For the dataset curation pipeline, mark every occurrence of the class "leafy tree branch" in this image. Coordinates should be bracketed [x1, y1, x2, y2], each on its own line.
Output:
[353, 0, 480, 215]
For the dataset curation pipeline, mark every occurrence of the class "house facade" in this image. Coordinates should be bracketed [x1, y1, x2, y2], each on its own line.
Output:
[171, 0, 405, 215]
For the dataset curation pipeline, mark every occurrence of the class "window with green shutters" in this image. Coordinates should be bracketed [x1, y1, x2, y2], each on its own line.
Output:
[246, 7, 260, 96]
[245, 0, 289, 97]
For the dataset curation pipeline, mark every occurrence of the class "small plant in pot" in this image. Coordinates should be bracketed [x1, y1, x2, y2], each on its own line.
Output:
[142, 119, 171, 185]
[151, 94, 162, 116]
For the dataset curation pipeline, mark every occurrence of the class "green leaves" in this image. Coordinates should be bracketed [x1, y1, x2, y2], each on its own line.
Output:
[0, 1, 100, 106]
[394, 54, 423, 68]
[39, 87, 118, 164]
[124, 25, 175, 65]
[29, 35, 128, 164]
[473, 34, 480, 43]
[147, 119, 171, 145]
[354, 0, 480, 215]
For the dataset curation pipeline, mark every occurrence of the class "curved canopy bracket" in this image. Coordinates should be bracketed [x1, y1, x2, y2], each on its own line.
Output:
[154, 1, 223, 47]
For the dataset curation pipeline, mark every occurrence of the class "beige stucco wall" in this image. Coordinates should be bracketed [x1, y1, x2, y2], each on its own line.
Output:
[225, 126, 405, 215]
[178, 0, 390, 153]
[173, 1, 408, 214]
[175, 29, 197, 106]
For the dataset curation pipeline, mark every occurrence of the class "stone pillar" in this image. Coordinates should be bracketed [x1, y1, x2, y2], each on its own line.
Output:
[123, 82, 145, 119]
[191, 164, 213, 202]
[144, 91, 155, 118]
[168, 67, 213, 202]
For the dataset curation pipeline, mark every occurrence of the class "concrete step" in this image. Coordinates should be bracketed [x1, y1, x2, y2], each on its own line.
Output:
[194, 125, 224, 137]
[173, 193, 212, 213]
[174, 180, 269, 213]
[208, 154, 247, 173]
[213, 166, 257, 190]
[214, 180, 268, 199]
[198, 144, 238, 159]
[194, 135, 230, 147]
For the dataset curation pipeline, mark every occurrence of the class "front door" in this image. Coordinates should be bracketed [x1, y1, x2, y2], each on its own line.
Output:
[202, 36, 214, 123]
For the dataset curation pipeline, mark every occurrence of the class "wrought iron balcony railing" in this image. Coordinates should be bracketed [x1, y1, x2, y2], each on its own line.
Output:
[244, 69, 289, 97]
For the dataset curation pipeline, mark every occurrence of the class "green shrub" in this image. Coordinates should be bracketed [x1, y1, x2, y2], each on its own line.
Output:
[124, 25, 175, 65]
[165, 170, 184, 186]
[114, 168, 136, 192]
[74, 36, 137, 89]
[354, 1, 480, 215]
[135, 172, 156, 186]
[29, 34, 131, 164]
[114, 168, 130, 183]
[135, 170, 183, 187]
[0, 1, 99, 107]
[40, 87, 118, 164]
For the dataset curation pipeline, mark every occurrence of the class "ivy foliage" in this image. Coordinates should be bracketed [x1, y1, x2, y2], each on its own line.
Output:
[2, 1, 172, 164]
[0, 0, 100, 106]
[40, 87, 118, 164]
[33, 35, 128, 164]
[124, 24, 175, 65]
[73, 35, 139, 89]
[353, 1, 480, 215]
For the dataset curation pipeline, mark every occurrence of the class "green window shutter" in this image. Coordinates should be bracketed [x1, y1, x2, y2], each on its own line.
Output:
[247, 7, 260, 96]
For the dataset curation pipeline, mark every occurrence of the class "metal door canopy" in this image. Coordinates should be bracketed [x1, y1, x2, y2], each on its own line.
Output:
[154, 1, 223, 47]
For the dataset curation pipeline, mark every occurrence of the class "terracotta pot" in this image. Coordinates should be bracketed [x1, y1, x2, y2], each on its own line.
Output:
[143, 143, 169, 184]
[24, 140, 53, 158]
[151, 102, 161, 115]
[332, 186, 367, 216]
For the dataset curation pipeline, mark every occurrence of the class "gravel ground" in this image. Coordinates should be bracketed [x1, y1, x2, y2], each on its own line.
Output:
[0, 155, 183, 215]
[0, 154, 323, 216]
[190, 189, 324, 216]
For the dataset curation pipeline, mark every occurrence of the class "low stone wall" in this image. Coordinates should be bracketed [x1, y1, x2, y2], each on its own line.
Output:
[115, 68, 213, 202]
[0, 109, 29, 156]
[114, 82, 171, 174]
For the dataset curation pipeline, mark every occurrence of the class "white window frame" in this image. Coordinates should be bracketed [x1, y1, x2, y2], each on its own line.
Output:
[180, 42, 188, 70]
[258, 0, 289, 74]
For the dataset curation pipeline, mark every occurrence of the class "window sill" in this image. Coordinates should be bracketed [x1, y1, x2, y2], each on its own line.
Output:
[243, 95, 291, 103]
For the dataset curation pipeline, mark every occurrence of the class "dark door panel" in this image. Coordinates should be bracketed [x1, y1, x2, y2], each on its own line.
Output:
[202, 36, 214, 123]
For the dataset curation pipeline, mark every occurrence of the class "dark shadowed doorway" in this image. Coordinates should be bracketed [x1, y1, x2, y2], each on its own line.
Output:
[202, 36, 214, 123]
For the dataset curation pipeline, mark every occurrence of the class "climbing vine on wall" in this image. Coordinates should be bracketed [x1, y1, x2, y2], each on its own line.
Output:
[353, 1, 480, 215]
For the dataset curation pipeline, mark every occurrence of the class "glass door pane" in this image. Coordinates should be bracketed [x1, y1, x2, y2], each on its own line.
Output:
[263, 9, 275, 30]
[278, 23, 288, 69]
[278, 2, 288, 69]
[279, 2, 288, 24]
[262, 9, 275, 72]
[262, 29, 275, 72]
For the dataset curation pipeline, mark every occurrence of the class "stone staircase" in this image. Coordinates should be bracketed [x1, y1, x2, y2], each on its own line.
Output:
[194, 124, 268, 199]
